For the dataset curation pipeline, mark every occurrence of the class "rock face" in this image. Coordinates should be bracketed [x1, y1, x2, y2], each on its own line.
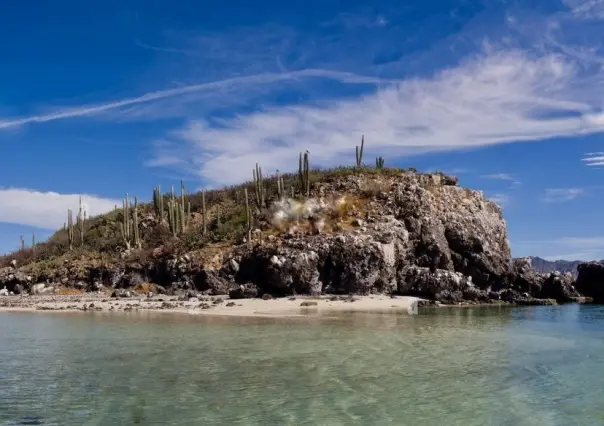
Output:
[575, 262, 604, 303]
[0, 170, 588, 305]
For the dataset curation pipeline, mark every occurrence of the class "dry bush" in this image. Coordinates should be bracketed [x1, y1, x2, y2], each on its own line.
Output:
[360, 180, 392, 198]
[55, 288, 84, 295]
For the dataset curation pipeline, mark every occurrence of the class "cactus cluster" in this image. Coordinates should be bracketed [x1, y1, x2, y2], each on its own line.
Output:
[167, 181, 191, 236]
[120, 194, 141, 250]
[40, 133, 388, 257]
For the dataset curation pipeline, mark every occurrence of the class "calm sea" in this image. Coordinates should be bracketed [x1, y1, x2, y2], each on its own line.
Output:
[1, 305, 604, 425]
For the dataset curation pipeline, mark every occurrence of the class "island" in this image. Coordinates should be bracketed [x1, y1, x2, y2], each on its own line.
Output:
[1, 146, 602, 315]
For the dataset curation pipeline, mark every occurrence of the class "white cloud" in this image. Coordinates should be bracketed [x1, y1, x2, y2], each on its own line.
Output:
[542, 187, 585, 202]
[0, 188, 120, 229]
[146, 48, 604, 186]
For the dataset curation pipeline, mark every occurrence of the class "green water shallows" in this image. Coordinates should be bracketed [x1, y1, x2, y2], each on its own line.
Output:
[1, 306, 604, 426]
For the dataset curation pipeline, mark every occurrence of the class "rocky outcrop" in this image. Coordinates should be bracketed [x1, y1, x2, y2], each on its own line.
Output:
[0, 171, 587, 305]
[575, 262, 604, 303]
[539, 271, 580, 303]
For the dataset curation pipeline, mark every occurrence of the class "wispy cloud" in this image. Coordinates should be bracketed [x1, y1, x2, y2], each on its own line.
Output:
[0, 70, 387, 129]
[487, 193, 509, 207]
[146, 46, 604, 186]
[482, 173, 521, 186]
[542, 187, 585, 202]
[323, 12, 389, 29]
[516, 236, 604, 260]
[582, 152, 604, 166]
[0, 188, 119, 229]
[564, 0, 604, 19]
[4, 2, 604, 191]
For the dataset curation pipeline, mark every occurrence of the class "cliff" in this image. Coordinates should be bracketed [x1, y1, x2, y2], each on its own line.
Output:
[0, 166, 586, 305]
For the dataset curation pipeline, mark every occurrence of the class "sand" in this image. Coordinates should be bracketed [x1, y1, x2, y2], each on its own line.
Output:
[0, 294, 421, 318]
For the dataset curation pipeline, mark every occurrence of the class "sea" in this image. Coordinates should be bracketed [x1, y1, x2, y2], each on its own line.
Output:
[1, 304, 603, 425]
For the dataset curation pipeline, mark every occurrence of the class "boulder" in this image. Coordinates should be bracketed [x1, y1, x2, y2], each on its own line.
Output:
[575, 262, 604, 303]
[539, 272, 580, 303]
[229, 284, 259, 299]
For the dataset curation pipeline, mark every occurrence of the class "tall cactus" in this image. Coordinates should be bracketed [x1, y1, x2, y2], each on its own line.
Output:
[252, 163, 265, 208]
[244, 188, 252, 243]
[20, 235, 24, 251]
[356, 135, 365, 167]
[32, 233, 36, 258]
[167, 180, 189, 236]
[298, 151, 310, 196]
[201, 190, 207, 235]
[376, 156, 385, 169]
[153, 185, 164, 219]
[120, 194, 132, 250]
[133, 196, 141, 249]
[67, 209, 74, 250]
[276, 169, 285, 200]
[77, 196, 85, 246]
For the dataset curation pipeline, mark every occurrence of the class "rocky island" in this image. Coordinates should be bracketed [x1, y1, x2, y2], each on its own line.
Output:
[1, 148, 600, 314]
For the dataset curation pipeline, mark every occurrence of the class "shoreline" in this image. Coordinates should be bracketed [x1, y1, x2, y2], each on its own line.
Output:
[0, 294, 423, 319]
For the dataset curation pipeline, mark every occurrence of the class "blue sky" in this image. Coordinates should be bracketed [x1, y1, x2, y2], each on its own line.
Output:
[2, 0, 604, 260]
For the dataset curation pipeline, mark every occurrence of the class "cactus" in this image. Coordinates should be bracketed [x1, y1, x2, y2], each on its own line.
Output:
[20, 235, 24, 251]
[167, 180, 189, 236]
[119, 194, 141, 250]
[244, 188, 252, 243]
[133, 196, 141, 249]
[120, 194, 132, 250]
[376, 156, 385, 169]
[356, 135, 365, 167]
[298, 151, 310, 196]
[67, 209, 74, 250]
[153, 185, 164, 219]
[201, 190, 207, 235]
[32, 233, 36, 258]
[78, 196, 85, 246]
[252, 163, 265, 208]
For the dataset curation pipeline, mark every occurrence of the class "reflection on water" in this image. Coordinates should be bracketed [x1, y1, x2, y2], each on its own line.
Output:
[1, 305, 604, 425]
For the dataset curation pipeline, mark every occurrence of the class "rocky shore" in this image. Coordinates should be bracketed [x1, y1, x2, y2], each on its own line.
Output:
[1, 168, 601, 309]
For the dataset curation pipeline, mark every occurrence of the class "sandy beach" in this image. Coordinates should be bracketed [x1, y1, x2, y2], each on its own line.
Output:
[0, 294, 422, 318]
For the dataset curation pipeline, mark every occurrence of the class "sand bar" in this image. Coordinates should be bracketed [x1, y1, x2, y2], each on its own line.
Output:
[0, 294, 421, 318]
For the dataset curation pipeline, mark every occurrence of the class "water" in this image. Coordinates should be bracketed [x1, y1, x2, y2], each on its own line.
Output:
[1, 305, 604, 425]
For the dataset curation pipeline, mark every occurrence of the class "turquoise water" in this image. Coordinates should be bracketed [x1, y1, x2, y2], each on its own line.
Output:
[1, 305, 604, 425]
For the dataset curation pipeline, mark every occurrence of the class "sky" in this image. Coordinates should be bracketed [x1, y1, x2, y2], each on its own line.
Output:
[2, 0, 604, 260]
